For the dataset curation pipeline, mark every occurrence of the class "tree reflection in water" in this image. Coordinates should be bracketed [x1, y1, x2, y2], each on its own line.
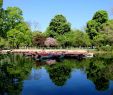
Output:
[86, 53, 113, 91]
[86, 60, 109, 91]
[0, 54, 33, 95]
[47, 63, 71, 86]
[1, 53, 113, 94]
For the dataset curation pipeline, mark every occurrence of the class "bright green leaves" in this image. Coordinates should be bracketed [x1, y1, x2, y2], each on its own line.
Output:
[7, 22, 32, 48]
[93, 10, 108, 24]
[7, 29, 24, 48]
[56, 30, 91, 47]
[6, 7, 23, 29]
[86, 20, 99, 39]
[0, 37, 6, 49]
[0, 7, 24, 38]
[48, 14, 71, 37]
[86, 10, 108, 40]
[0, 6, 32, 49]
[0, 0, 3, 8]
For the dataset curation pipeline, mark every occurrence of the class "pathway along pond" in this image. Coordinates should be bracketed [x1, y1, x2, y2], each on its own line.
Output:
[0, 53, 113, 95]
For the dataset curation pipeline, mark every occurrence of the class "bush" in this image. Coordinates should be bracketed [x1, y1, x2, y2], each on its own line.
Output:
[97, 45, 113, 51]
[44, 37, 58, 47]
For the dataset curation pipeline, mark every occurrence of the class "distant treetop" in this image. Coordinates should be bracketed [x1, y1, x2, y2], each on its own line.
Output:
[47, 14, 71, 37]
[0, 0, 3, 8]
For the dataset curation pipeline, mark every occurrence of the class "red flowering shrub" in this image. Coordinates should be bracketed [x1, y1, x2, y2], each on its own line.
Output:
[44, 37, 58, 47]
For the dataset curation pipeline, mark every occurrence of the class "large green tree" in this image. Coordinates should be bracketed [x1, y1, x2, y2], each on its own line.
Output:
[0, 6, 32, 48]
[100, 20, 113, 45]
[6, 7, 23, 29]
[93, 20, 113, 47]
[86, 10, 108, 39]
[46, 14, 71, 38]
[0, 7, 23, 38]
[7, 29, 24, 48]
[15, 22, 32, 47]
[86, 20, 99, 39]
[92, 10, 108, 24]
[7, 21, 32, 48]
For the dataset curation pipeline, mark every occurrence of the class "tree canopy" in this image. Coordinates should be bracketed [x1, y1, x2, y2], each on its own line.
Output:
[86, 10, 108, 39]
[0, 5, 112, 49]
[0, 7, 23, 38]
[0, 0, 3, 8]
[92, 10, 108, 24]
[46, 14, 71, 38]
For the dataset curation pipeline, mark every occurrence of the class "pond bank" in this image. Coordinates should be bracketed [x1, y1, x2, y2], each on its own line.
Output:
[0, 49, 91, 54]
[0, 49, 94, 59]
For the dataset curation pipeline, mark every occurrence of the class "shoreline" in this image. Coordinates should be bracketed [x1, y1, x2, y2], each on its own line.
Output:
[0, 49, 95, 58]
[1, 49, 90, 54]
[0, 49, 95, 59]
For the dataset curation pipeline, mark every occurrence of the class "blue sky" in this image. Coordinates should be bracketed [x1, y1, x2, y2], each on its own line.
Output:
[3, 0, 113, 31]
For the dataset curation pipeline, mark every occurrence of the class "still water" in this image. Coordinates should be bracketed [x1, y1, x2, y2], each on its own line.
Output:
[0, 53, 113, 95]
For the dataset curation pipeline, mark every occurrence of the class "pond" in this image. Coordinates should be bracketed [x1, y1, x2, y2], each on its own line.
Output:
[0, 53, 113, 95]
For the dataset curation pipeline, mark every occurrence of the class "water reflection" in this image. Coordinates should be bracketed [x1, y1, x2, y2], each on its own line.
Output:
[47, 64, 71, 86]
[86, 60, 109, 91]
[86, 53, 113, 91]
[0, 53, 113, 95]
[0, 54, 33, 95]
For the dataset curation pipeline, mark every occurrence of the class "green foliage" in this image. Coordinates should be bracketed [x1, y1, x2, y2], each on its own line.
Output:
[0, 6, 33, 49]
[47, 64, 71, 86]
[45, 27, 58, 38]
[86, 57, 110, 91]
[0, 8, 8, 38]
[6, 7, 23, 29]
[86, 20, 99, 39]
[46, 14, 71, 37]
[56, 30, 91, 48]
[56, 32, 73, 47]
[32, 32, 46, 47]
[14, 22, 32, 47]
[0, 0, 3, 8]
[93, 20, 113, 50]
[0, 37, 6, 49]
[85, 53, 113, 90]
[0, 54, 33, 95]
[93, 33, 106, 46]
[97, 45, 113, 51]
[86, 10, 108, 39]
[1, 52, 113, 92]
[93, 10, 108, 24]
[23, 31, 32, 47]
[0, 5, 111, 49]
[0, 7, 23, 38]
[100, 20, 113, 45]
[72, 30, 91, 47]
[7, 21, 32, 49]
[7, 29, 24, 48]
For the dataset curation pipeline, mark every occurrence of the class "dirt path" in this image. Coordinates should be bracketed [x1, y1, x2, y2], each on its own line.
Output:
[11, 49, 88, 53]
